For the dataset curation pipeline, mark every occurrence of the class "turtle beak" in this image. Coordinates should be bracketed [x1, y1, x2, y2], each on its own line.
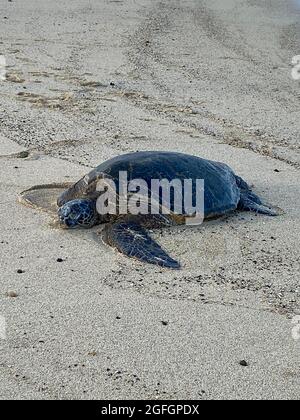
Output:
[58, 206, 73, 228]
[58, 218, 71, 229]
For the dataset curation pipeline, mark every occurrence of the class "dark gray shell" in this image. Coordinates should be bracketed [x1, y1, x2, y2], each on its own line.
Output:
[58, 151, 241, 218]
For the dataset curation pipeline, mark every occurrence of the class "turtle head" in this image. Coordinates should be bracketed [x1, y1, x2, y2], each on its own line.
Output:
[58, 199, 98, 229]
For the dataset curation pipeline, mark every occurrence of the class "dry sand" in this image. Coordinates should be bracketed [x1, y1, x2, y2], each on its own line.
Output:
[0, 0, 300, 400]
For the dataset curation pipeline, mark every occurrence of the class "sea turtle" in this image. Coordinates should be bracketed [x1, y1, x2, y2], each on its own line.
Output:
[20, 151, 282, 269]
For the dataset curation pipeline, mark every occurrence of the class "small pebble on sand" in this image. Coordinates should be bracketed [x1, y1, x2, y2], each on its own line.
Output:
[6, 291, 18, 298]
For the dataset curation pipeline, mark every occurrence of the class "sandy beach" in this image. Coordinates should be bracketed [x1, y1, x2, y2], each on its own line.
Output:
[0, 0, 300, 400]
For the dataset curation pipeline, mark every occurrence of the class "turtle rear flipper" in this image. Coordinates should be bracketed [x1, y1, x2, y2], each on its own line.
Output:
[19, 183, 73, 214]
[102, 219, 180, 269]
[238, 193, 284, 216]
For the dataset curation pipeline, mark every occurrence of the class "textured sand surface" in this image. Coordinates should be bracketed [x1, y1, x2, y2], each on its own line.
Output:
[0, 0, 300, 400]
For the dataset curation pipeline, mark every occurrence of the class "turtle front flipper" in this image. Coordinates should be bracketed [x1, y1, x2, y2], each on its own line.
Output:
[102, 218, 180, 269]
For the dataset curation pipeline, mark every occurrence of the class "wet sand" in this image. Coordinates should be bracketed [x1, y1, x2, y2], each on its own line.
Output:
[0, 0, 299, 400]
